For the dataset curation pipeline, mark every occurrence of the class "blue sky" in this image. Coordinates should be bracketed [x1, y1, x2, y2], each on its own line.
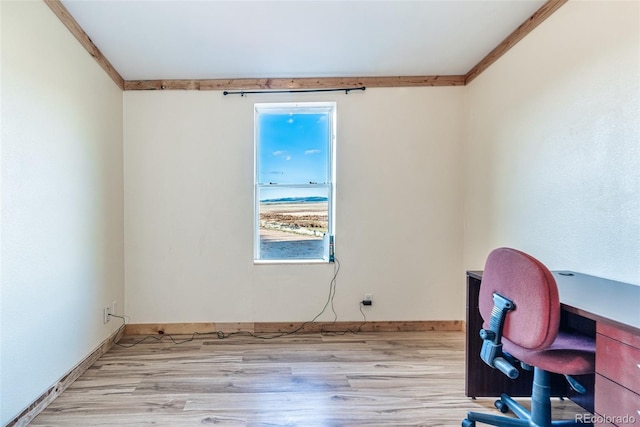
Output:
[258, 112, 329, 186]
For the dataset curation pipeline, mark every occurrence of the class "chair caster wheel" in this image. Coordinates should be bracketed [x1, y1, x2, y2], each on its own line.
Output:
[494, 399, 509, 413]
[462, 419, 475, 427]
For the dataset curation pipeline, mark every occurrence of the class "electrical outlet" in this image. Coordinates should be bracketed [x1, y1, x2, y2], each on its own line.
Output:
[103, 306, 111, 324]
[364, 293, 373, 305]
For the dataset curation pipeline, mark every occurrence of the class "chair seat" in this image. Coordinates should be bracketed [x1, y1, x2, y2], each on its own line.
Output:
[504, 330, 595, 376]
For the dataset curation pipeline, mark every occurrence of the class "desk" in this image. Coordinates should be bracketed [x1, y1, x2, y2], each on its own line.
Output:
[466, 271, 640, 422]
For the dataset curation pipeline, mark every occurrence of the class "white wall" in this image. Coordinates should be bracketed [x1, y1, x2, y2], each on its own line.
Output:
[1, 2, 124, 424]
[124, 87, 465, 324]
[464, 0, 640, 284]
[2, 0, 638, 423]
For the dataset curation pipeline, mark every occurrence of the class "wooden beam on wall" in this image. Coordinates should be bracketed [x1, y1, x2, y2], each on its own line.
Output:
[124, 75, 466, 91]
[465, 0, 568, 85]
[45, 0, 567, 91]
[44, 0, 125, 90]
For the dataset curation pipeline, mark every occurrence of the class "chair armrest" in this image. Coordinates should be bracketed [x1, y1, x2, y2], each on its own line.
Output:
[479, 293, 519, 379]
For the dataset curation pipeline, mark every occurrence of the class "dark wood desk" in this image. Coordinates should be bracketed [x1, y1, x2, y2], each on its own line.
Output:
[466, 270, 640, 421]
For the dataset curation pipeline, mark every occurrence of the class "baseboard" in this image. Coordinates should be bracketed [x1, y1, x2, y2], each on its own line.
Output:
[124, 320, 464, 335]
[6, 327, 125, 427]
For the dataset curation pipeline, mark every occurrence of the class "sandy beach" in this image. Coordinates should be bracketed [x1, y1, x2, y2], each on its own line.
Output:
[259, 202, 327, 258]
[259, 202, 328, 238]
[259, 201, 327, 214]
[260, 228, 318, 241]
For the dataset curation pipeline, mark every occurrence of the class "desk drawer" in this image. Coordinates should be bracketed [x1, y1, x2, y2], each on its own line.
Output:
[595, 375, 640, 426]
[597, 333, 640, 394]
[598, 323, 640, 349]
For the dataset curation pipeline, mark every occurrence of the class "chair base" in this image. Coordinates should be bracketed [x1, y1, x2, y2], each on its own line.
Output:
[462, 368, 593, 427]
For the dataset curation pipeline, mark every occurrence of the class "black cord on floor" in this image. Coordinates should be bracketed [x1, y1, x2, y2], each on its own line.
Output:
[112, 257, 367, 348]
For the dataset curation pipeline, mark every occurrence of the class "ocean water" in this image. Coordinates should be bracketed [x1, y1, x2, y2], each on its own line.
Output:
[259, 238, 324, 259]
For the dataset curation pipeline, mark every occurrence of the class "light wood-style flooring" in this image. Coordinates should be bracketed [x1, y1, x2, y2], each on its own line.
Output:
[30, 331, 586, 426]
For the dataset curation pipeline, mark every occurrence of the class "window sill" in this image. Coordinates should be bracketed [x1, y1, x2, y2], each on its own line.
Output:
[254, 259, 332, 265]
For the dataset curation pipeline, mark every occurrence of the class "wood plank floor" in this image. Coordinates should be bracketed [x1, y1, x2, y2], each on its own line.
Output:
[30, 331, 587, 426]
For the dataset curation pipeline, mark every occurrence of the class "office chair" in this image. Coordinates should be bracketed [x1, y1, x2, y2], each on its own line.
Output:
[462, 247, 596, 427]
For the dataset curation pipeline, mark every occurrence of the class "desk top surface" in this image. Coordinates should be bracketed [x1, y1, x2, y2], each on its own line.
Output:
[553, 271, 640, 332]
[467, 270, 640, 333]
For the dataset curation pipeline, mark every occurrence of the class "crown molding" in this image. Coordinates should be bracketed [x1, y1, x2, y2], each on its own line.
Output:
[44, 0, 125, 90]
[45, 0, 567, 90]
[465, 0, 568, 85]
[124, 75, 466, 91]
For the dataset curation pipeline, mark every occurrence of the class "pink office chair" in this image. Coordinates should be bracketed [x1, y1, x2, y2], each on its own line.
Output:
[462, 248, 596, 427]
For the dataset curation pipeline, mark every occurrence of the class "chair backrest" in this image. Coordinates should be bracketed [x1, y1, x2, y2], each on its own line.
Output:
[479, 247, 560, 351]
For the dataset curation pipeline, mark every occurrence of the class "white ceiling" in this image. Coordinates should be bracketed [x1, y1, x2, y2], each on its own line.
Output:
[61, 0, 547, 81]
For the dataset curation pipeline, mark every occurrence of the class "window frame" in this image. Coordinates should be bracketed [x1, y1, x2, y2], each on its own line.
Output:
[253, 101, 336, 264]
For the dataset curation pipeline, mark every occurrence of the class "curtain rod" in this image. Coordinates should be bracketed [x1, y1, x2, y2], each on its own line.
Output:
[223, 86, 366, 96]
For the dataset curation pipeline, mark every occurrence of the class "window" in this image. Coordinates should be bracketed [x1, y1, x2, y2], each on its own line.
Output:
[254, 102, 336, 262]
